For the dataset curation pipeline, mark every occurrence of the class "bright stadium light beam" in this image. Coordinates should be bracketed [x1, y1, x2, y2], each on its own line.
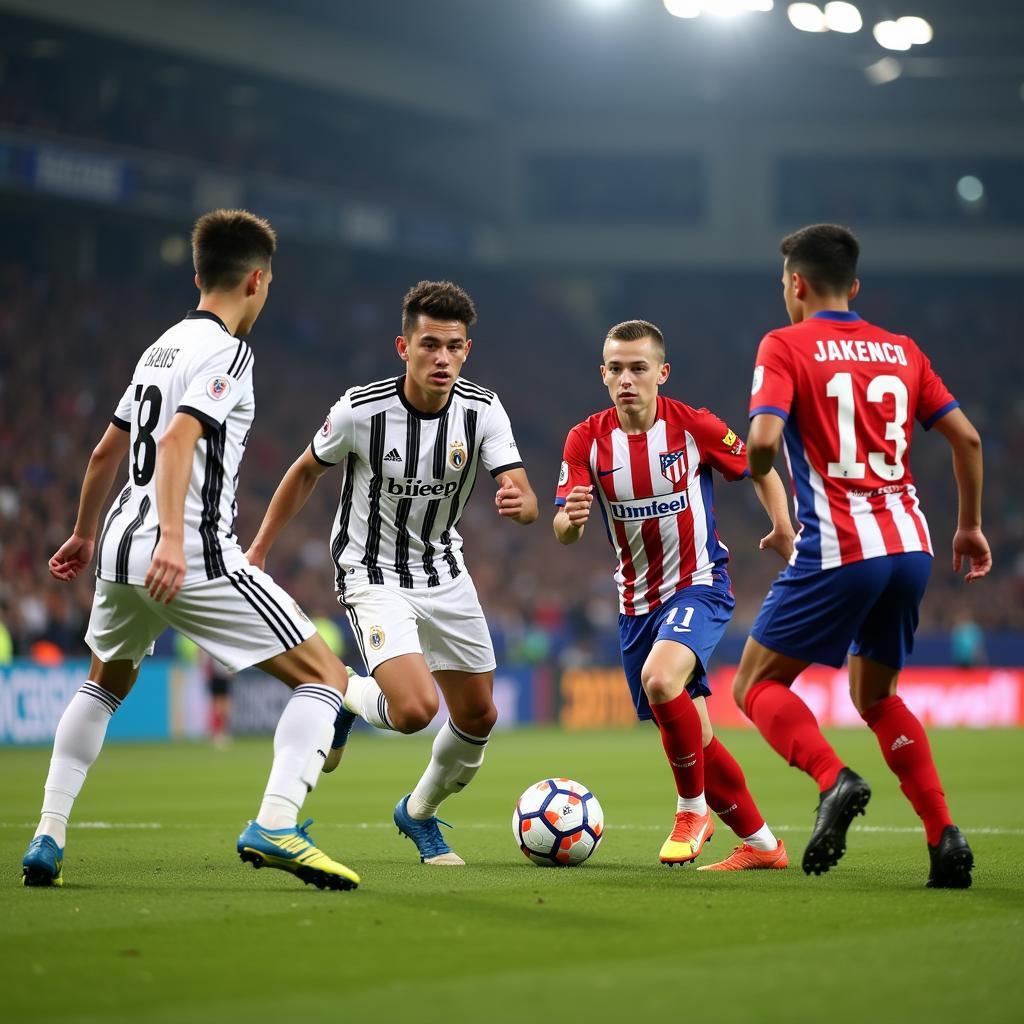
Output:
[873, 20, 912, 51]
[897, 15, 933, 45]
[824, 2, 862, 33]
[864, 56, 902, 85]
[956, 176, 984, 204]
[664, 0, 702, 17]
[788, 3, 828, 33]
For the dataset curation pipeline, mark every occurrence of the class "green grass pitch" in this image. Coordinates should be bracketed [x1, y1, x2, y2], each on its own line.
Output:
[1, 726, 1022, 1024]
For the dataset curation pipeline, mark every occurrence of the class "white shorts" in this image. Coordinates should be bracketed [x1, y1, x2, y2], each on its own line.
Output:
[338, 571, 496, 675]
[86, 567, 317, 672]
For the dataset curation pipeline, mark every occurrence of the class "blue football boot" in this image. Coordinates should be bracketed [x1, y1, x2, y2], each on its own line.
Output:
[22, 835, 64, 887]
[393, 795, 464, 865]
[237, 819, 360, 891]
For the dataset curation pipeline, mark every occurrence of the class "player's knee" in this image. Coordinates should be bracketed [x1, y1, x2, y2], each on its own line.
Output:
[458, 700, 497, 737]
[731, 671, 753, 710]
[849, 684, 884, 718]
[641, 670, 681, 705]
[390, 693, 440, 734]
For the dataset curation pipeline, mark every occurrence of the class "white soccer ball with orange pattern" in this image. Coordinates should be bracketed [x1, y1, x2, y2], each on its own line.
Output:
[512, 778, 604, 867]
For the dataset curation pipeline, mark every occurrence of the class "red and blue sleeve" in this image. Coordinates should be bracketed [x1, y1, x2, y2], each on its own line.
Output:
[749, 331, 794, 423]
[554, 425, 593, 506]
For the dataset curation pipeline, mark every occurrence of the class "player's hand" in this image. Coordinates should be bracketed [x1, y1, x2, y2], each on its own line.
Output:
[243, 545, 266, 572]
[759, 524, 795, 563]
[48, 534, 95, 582]
[145, 536, 187, 604]
[952, 527, 992, 582]
[496, 474, 525, 520]
[562, 485, 594, 527]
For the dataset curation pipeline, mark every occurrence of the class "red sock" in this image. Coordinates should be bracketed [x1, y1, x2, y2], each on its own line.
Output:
[745, 680, 844, 792]
[703, 737, 765, 838]
[211, 707, 225, 736]
[649, 692, 704, 798]
[862, 695, 952, 846]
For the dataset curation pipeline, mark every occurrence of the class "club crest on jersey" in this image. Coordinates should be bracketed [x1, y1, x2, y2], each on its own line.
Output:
[207, 375, 231, 401]
[448, 440, 467, 471]
[660, 449, 687, 485]
[368, 625, 386, 651]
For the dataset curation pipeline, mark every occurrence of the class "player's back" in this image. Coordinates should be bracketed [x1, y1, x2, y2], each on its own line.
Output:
[752, 311, 958, 569]
[97, 310, 255, 587]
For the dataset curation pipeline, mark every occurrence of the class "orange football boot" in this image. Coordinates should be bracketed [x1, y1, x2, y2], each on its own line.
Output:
[659, 809, 714, 865]
[696, 839, 789, 871]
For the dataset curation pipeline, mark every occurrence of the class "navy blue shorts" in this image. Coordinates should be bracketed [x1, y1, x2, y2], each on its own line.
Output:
[619, 577, 735, 722]
[750, 552, 932, 670]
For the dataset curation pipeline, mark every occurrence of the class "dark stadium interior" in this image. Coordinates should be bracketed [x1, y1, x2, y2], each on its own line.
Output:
[1, 0, 1023, 669]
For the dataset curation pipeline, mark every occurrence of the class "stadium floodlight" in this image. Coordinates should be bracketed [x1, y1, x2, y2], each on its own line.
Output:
[897, 15, 933, 46]
[864, 56, 902, 85]
[823, 2, 862, 33]
[788, 4, 828, 32]
[873, 19, 912, 50]
[956, 176, 984, 204]
[663, 0, 702, 16]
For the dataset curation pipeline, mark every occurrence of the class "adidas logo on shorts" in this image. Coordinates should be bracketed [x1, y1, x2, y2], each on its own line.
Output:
[384, 448, 402, 462]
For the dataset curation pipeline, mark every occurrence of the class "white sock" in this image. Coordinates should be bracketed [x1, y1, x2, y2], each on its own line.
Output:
[256, 684, 340, 830]
[676, 792, 709, 815]
[407, 719, 489, 820]
[35, 682, 121, 848]
[742, 822, 778, 852]
[341, 672, 393, 730]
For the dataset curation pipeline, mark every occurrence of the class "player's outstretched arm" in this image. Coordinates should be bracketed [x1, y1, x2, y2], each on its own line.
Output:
[245, 446, 331, 570]
[932, 408, 992, 582]
[553, 485, 593, 545]
[49, 424, 131, 582]
[750, 468, 796, 562]
[494, 468, 538, 525]
[146, 412, 203, 603]
[746, 413, 785, 479]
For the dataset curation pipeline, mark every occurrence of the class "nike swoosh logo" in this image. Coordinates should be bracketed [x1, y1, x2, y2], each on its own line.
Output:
[597, 467, 619, 477]
[672, 626, 691, 633]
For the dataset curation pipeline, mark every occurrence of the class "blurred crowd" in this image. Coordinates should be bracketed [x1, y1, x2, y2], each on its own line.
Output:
[2, 257, 1021, 670]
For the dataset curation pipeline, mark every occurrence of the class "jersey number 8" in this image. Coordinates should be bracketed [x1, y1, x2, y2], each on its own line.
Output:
[132, 384, 163, 485]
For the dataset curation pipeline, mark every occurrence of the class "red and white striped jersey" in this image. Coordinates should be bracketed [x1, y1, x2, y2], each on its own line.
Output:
[556, 397, 749, 616]
[749, 310, 958, 571]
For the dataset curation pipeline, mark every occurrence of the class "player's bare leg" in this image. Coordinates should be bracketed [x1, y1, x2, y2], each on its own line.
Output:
[394, 670, 496, 866]
[23, 655, 139, 886]
[849, 654, 972, 888]
[691, 697, 787, 871]
[641, 641, 713, 865]
[236, 633, 360, 891]
[734, 637, 870, 875]
[322, 653, 438, 772]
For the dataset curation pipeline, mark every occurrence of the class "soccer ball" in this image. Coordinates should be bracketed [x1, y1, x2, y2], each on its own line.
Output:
[512, 778, 604, 867]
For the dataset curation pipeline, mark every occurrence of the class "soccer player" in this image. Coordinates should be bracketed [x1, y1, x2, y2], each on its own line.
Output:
[554, 320, 793, 870]
[734, 223, 990, 887]
[245, 280, 538, 865]
[22, 210, 361, 891]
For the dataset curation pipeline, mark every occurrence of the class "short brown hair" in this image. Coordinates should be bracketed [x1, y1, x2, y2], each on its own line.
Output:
[191, 209, 277, 292]
[780, 223, 859, 296]
[402, 280, 477, 337]
[605, 319, 666, 360]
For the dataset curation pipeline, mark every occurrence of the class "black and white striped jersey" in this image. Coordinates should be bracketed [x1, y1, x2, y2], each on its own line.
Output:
[311, 375, 524, 592]
[96, 310, 255, 588]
